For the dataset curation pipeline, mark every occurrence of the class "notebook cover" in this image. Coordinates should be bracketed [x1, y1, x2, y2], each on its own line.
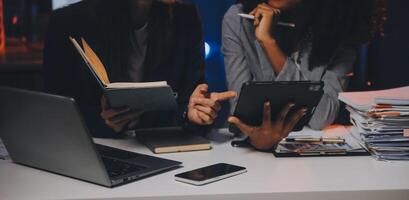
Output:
[140, 133, 212, 154]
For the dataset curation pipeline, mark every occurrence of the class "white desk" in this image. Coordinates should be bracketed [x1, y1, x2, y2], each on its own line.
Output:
[1, 126, 409, 200]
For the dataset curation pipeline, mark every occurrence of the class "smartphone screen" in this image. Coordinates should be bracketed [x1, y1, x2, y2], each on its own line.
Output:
[175, 163, 246, 185]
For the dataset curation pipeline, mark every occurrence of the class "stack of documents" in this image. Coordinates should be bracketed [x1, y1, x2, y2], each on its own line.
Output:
[339, 86, 409, 161]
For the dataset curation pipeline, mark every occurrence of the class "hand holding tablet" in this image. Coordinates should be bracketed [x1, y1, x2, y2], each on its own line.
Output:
[228, 81, 324, 150]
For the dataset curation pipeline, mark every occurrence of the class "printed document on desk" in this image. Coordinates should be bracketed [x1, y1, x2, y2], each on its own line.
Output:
[274, 127, 368, 157]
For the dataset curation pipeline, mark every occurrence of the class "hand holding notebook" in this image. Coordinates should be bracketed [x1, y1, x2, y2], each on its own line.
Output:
[69, 37, 177, 111]
[100, 96, 144, 133]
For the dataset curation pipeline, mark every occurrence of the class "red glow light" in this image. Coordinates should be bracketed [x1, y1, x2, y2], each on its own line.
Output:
[12, 16, 18, 25]
[346, 72, 354, 77]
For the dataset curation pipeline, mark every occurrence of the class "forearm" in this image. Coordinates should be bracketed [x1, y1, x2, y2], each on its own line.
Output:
[259, 37, 287, 75]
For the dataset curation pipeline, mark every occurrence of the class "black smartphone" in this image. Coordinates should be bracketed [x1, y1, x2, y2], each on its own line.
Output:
[174, 163, 247, 186]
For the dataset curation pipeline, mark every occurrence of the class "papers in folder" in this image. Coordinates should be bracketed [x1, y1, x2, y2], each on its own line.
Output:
[339, 86, 409, 161]
[274, 127, 368, 157]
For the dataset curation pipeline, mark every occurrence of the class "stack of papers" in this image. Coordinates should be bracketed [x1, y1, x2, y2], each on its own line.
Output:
[339, 86, 409, 161]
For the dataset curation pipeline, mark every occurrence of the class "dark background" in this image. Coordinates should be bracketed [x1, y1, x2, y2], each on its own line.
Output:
[188, 0, 409, 92]
[1, 0, 408, 125]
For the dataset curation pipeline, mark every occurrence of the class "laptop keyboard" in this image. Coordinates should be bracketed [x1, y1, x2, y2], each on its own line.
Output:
[101, 156, 146, 178]
[96, 144, 145, 160]
[96, 144, 147, 178]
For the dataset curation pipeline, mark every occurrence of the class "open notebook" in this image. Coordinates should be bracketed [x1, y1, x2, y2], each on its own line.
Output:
[69, 37, 177, 111]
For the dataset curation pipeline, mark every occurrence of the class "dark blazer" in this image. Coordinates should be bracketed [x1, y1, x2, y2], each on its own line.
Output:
[43, 1, 206, 138]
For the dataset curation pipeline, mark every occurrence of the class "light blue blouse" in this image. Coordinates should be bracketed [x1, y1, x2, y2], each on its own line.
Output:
[222, 4, 357, 130]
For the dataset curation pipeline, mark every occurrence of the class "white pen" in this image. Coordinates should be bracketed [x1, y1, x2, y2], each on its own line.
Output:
[238, 13, 296, 28]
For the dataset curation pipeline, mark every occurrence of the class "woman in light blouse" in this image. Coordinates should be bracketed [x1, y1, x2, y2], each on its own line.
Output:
[223, 0, 386, 149]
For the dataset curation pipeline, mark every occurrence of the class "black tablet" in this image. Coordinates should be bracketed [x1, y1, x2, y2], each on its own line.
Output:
[230, 81, 324, 133]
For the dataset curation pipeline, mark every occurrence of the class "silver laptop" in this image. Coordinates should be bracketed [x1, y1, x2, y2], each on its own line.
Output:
[0, 87, 181, 187]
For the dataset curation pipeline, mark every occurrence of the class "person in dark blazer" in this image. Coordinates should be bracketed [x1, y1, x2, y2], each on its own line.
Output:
[44, 0, 236, 138]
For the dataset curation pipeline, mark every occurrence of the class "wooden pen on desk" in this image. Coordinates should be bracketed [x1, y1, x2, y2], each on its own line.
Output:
[285, 137, 345, 144]
[285, 138, 320, 143]
[321, 137, 346, 144]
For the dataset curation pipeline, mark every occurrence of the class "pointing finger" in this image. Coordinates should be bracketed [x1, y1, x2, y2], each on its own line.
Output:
[210, 91, 237, 101]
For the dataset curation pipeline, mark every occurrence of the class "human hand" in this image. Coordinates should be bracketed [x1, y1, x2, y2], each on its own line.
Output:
[228, 102, 307, 150]
[100, 96, 143, 133]
[188, 84, 236, 125]
[250, 3, 281, 43]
